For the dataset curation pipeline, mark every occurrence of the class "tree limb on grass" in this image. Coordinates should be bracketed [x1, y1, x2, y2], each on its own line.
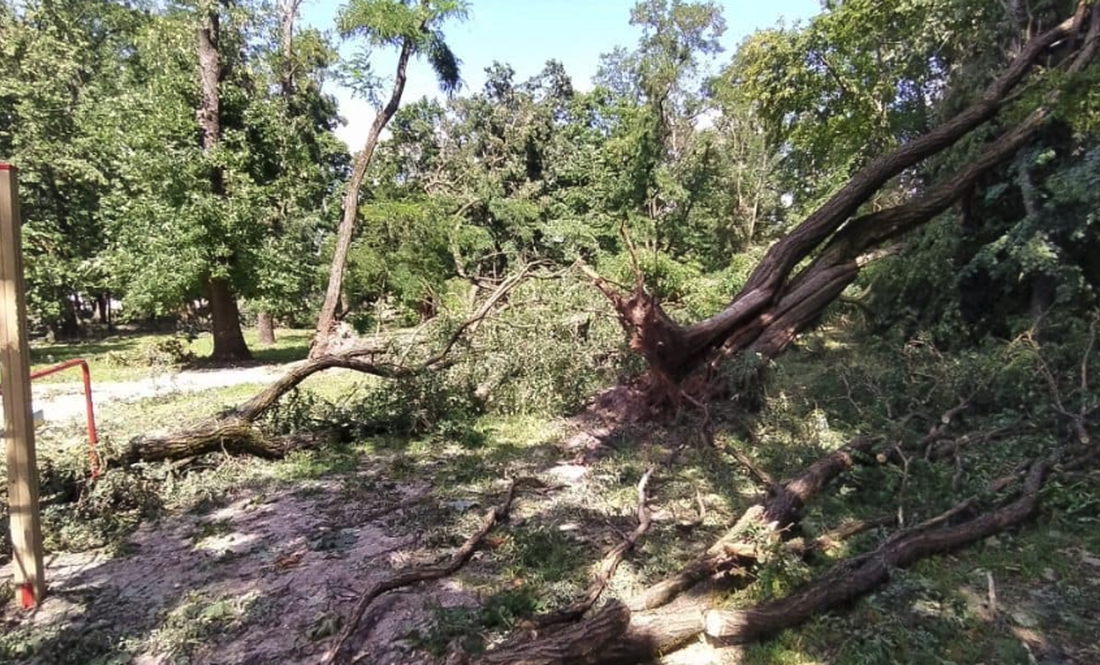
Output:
[118, 266, 538, 464]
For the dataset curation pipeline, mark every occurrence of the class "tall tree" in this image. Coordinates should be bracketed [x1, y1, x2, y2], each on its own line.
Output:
[100, 0, 343, 357]
[0, 0, 146, 337]
[195, 0, 252, 361]
[311, 0, 467, 357]
[254, 0, 304, 347]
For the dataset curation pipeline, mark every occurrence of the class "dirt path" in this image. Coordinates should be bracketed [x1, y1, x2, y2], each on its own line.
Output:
[1, 476, 471, 664]
[31, 364, 289, 424]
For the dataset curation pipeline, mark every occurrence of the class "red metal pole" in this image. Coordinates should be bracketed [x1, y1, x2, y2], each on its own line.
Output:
[1, 358, 100, 477]
[78, 362, 100, 478]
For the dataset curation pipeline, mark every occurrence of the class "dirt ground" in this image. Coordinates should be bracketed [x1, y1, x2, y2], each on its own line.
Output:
[1, 473, 490, 664]
[3, 361, 480, 663]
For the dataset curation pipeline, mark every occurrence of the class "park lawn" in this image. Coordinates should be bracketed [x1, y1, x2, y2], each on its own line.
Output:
[27, 328, 314, 385]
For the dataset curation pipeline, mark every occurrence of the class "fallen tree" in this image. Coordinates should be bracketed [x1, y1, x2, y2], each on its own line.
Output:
[585, 2, 1100, 396]
[466, 438, 1093, 665]
[117, 266, 537, 464]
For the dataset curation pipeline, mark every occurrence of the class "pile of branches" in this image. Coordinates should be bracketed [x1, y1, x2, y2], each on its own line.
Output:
[115, 266, 539, 465]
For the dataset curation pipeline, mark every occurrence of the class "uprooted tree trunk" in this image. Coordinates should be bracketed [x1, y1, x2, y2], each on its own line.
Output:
[118, 267, 535, 464]
[587, 3, 1099, 393]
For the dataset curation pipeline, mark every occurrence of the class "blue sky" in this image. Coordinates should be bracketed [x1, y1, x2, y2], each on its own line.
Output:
[299, 0, 821, 148]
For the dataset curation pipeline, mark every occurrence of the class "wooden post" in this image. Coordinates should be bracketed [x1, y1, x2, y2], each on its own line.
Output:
[0, 163, 46, 608]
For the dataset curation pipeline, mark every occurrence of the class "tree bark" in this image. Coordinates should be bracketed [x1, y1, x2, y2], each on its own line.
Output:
[279, 0, 300, 99]
[311, 36, 419, 358]
[588, 4, 1098, 390]
[472, 451, 1057, 665]
[196, 0, 251, 362]
[257, 311, 276, 346]
[208, 277, 251, 361]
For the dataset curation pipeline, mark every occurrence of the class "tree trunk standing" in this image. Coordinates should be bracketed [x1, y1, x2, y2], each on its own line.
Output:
[253, 0, 301, 352]
[208, 277, 251, 360]
[92, 292, 112, 329]
[310, 38, 418, 358]
[256, 311, 276, 346]
[279, 0, 299, 98]
[197, 0, 251, 361]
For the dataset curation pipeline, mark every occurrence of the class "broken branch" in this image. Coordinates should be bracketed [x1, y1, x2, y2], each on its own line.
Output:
[321, 480, 517, 665]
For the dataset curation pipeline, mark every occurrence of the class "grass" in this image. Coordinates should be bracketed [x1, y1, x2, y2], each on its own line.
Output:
[28, 328, 313, 384]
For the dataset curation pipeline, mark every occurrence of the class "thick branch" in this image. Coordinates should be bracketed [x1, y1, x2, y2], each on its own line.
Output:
[626, 436, 877, 613]
[585, 5, 1097, 383]
[478, 450, 1056, 665]
[703, 459, 1049, 642]
[122, 269, 533, 464]
[739, 9, 1088, 298]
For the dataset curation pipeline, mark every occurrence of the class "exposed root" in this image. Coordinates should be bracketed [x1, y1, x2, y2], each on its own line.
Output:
[320, 480, 517, 665]
[675, 489, 707, 532]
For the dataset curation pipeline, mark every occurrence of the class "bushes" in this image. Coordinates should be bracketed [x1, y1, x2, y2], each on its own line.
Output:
[103, 335, 195, 369]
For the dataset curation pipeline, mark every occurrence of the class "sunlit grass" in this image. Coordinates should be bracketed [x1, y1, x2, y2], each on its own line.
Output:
[29, 328, 313, 384]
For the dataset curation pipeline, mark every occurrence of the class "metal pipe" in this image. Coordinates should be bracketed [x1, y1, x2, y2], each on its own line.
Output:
[1, 358, 100, 478]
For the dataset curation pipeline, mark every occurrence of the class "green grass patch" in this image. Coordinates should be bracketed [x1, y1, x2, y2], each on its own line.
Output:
[29, 328, 313, 384]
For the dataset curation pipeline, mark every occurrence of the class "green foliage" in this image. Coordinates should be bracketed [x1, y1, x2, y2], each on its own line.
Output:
[127, 336, 196, 369]
[0, 0, 346, 337]
[147, 590, 262, 661]
[338, 0, 468, 99]
[452, 277, 635, 416]
[46, 472, 162, 553]
[343, 199, 459, 324]
[870, 135, 1100, 344]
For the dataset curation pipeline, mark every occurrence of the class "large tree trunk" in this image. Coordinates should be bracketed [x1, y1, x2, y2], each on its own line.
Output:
[311, 36, 419, 358]
[208, 277, 251, 361]
[590, 4, 1098, 393]
[197, 0, 251, 363]
[256, 311, 276, 346]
